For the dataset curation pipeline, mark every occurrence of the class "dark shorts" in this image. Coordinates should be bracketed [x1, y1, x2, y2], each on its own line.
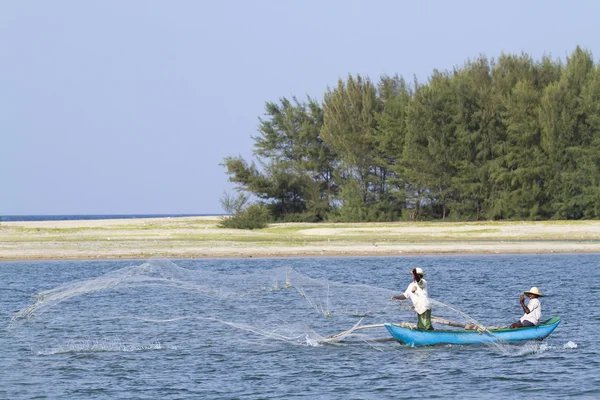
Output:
[517, 320, 535, 327]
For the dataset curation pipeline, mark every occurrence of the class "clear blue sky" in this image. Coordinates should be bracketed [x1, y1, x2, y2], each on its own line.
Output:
[2, 0, 598, 215]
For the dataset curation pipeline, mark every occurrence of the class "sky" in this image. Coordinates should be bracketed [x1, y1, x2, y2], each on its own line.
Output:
[2, 0, 599, 215]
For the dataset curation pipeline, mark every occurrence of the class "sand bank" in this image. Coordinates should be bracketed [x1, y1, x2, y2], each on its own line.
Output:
[1, 217, 600, 260]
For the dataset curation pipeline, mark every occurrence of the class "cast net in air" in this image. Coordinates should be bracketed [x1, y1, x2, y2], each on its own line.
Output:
[9, 258, 497, 353]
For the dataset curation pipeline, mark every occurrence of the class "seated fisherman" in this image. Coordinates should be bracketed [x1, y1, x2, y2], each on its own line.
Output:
[510, 286, 544, 328]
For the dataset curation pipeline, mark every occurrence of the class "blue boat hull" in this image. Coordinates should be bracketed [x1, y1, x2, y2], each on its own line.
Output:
[384, 317, 560, 346]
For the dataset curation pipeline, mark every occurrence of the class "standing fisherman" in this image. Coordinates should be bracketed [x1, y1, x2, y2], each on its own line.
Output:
[391, 267, 433, 330]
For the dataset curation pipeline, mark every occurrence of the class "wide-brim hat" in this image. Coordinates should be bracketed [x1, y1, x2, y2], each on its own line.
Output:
[524, 286, 544, 297]
[411, 267, 425, 276]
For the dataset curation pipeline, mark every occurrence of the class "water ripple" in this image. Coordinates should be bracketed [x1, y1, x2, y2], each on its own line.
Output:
[1, 254, 599, 399]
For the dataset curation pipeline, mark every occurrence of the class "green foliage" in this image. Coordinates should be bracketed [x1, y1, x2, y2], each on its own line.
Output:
[218, 192, 270, 229]
[275, 212, 321, 223]
[222, 47, 600, 222]
[404, 71, 457, 220]
[219, 203, 270, 230]
[222, 97, 336, 221]
[219, 191, 249, 215]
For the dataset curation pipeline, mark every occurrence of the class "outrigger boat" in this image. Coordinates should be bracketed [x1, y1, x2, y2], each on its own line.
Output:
[384, 317, 561, 346]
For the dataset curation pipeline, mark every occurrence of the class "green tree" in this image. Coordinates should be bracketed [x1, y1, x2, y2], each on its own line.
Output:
[222, 46, 600, 223]
[540, 47, 596, 219]
[448, 57, 506, 220]
[321, 74, 386, 220]
[489, 79, 550, 219]
[223, 97, 335, 221]
[374, 75, 412, 218]
[404, 71, 457, 220]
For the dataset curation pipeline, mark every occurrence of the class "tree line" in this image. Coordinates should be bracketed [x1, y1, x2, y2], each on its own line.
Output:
[222, 47, 600, 224]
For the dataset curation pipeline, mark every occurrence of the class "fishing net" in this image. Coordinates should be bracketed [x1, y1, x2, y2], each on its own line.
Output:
[9, 258, 497, 354]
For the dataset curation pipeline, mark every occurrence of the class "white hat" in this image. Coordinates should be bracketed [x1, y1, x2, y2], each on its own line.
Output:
[412, 267, 425, 276]
[524, 287, 544, 297]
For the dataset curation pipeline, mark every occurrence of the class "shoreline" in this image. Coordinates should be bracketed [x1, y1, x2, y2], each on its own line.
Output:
[2, 217, 600, 261]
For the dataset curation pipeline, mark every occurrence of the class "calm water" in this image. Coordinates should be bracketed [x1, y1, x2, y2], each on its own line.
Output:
[1, 254, 599, 399]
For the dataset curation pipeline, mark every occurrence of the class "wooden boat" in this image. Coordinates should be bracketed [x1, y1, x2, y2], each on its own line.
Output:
[384, 317, 560, 346]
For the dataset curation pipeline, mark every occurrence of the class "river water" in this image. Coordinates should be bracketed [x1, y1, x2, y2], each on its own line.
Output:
[1, 254, 599, 399]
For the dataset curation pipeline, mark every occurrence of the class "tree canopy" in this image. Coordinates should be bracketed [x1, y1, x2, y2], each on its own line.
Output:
[222, 47, 600, 222]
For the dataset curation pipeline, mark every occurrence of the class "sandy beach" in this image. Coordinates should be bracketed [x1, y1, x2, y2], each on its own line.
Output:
[1, 217, 600, 260]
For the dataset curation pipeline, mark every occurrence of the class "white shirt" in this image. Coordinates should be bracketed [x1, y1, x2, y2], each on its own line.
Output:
[520, 297, 542, 325]
[403, 279, 432, 314]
